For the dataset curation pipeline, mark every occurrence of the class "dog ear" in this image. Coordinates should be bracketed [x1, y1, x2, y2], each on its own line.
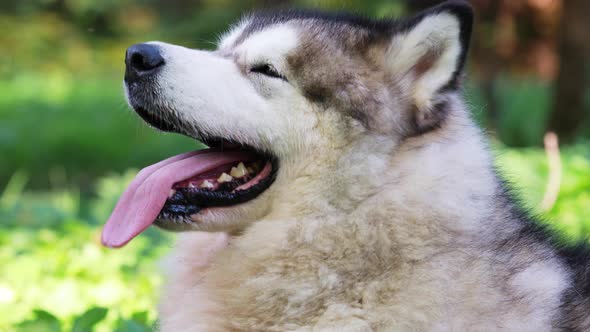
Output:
[385, 1, 473, 134]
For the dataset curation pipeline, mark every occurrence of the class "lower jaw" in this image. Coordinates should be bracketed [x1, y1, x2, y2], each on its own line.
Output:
[153, 203, 257, 233]
[153, 215, 199, 231]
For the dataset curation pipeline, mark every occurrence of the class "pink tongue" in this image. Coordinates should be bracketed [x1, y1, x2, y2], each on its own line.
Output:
[101, 149, 254, 248]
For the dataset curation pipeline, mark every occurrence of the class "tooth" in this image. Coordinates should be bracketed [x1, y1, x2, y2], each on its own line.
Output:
[169, 189, 176, 198]
[217, 172, 233, 183]
[200, 180, 214, 189]
[230, 162, 248, 178]
[239, 162, 249, 173]
[188, 182, 196, 188]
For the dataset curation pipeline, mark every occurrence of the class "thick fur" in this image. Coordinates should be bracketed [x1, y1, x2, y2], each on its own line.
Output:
[124, 1, 590, 331]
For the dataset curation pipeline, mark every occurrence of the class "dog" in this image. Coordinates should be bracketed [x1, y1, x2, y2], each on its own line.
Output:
[102, 1, 590, 330]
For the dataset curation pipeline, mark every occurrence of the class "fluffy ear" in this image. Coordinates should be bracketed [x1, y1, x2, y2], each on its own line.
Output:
[386, 1, 473, 134]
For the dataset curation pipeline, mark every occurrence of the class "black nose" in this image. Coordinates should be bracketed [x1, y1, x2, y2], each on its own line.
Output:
[125, 43, 165, 82]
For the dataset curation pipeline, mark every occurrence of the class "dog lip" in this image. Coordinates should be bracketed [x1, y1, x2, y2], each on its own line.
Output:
[130, 104, 217, 144]
[134, 106, 180, 133]
[126, 85, 187, 135]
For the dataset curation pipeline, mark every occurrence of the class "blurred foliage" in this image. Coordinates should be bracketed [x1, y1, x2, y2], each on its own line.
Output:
[0, 0, 406, 77]
[499, 143, 590, 240]
[0, 145, 588, 330]
[0, 171, 170, 331]
[466, 78, 552, 145]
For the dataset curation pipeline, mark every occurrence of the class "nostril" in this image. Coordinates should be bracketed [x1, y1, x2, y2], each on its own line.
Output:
[125, 43, 165, 79]
[130, 52, 154, 71]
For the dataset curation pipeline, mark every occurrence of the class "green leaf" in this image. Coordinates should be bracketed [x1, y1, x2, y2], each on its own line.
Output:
[114, 319, 152, 332]
[15, 309, 61, 332]
[131, 311, 149, 325]
[71, 307, 108, 332]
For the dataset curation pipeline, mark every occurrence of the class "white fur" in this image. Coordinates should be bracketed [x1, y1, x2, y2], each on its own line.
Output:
[507, 262, 570, 329]
[217, 17, 251, 50]
[234, 24, 299, 74]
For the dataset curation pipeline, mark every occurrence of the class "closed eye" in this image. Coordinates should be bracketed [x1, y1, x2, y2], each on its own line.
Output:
[249, 64, 286, 80]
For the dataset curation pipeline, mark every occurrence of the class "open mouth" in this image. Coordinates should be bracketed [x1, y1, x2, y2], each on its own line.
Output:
[157, 142, 277, 223]
[101, 106, 277, 248]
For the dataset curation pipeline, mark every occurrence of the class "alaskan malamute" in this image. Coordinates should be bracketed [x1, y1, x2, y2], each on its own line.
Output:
[103, 1, 590, 330]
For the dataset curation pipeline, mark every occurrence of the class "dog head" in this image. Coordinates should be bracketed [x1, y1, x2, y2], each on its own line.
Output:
[103, 1, 473, 246]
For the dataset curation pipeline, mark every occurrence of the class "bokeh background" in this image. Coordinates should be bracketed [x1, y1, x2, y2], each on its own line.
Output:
[1, 0, 589, 330]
